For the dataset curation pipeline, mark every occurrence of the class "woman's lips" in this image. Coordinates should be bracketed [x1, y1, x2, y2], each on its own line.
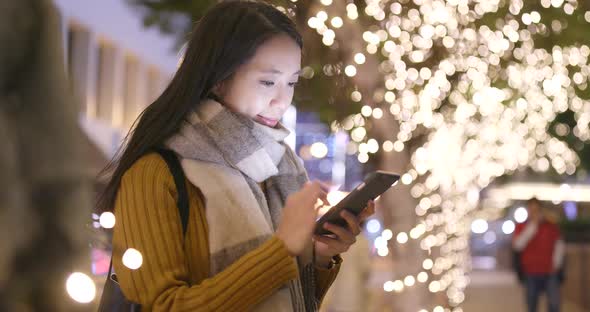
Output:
[255, 115, 279, 127]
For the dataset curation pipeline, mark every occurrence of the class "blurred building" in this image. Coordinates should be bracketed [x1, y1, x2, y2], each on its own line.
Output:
[55, 0, 178, 159]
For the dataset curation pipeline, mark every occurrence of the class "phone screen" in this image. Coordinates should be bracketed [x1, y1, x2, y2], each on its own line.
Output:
[314, 171, 399, 235]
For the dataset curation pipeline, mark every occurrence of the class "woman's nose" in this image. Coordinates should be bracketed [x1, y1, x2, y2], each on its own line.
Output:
[271, 86, 292, 108]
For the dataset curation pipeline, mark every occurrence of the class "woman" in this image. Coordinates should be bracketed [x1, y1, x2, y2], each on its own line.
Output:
[98, 1, 375, 311]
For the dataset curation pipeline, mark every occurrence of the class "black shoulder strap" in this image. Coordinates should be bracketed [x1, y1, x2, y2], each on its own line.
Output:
[106, 149, 190, 280]
[155, 148, 190, 237]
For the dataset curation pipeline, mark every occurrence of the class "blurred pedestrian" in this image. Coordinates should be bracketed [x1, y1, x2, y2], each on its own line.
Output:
[0, 0, 92, 310]
[512, 197, 564, 312]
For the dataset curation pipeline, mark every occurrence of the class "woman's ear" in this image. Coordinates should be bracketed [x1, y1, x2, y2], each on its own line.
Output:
[211, 81, 225, 98]
[207, 82, 227, 105]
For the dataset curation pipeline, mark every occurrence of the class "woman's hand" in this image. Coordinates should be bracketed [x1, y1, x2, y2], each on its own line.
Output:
[276, 181, 328, 256]
[313, 200, 376, 267]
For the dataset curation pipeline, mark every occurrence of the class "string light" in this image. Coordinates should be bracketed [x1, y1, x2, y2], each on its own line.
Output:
[404, 275, 416, 287]
[122, 248, 143, 270]
[346, 3, 359, 20]
[366, 219, 381, 233]
[331, 16, 343, 28]
[383, 140, 394, 152]
[300, 0, 590, 309]
[66, 272, 96, 303]
[354, 53, 366, 64]
[514, 207, 528, 223]
[397, 232, 408, 244]
[470, 219, 488, 234]
[393, 141, 404, 152]
[429, 281, 441, 293]
[372, 108, 383, 119]
[351, 90, 362, 102]
[310, 142, 329, 158]
[384, 281, 395, 292]
[417, 271, 429, 283]
[361, 105, 372, 117]
[345, 65, 357, 77]
[423, 259, 434, 270]
[382, 229, 393, 240]
[99, 212, 116, 229]
[377, 247, 389, 256]
[502, 220, 516, 234]
[392, 280, 404, 292]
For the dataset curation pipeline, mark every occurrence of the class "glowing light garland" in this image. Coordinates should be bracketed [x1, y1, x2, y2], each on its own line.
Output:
[304, 0, 589, 310]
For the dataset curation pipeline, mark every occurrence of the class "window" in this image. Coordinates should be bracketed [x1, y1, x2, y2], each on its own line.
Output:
[95, 41, 117, 124]
[65, 22, 92, 114]
[67, 27, 75, 84]
[146, 66, 162, 104]
[123, 54, 140, 128]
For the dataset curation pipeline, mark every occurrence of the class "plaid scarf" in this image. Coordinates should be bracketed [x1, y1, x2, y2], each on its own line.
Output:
[166, 99, 318, 311]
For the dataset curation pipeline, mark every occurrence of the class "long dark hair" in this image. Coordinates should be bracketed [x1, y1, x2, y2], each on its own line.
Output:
[97, 1, 303, 212]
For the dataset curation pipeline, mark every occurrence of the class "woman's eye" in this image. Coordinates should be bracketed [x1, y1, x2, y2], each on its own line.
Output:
[288, 82, 298, 87]
[260, 80, 275, 87]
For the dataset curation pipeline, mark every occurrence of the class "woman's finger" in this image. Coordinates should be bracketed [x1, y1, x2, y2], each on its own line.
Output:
[308, 181, 330, 206]
[323, 223, 356, 244]
[340, 210, 361, 236]
[358, 200, 376, 222]
[317, 181, 333, 193]
[318, 190, 329, 206]
[314, 235, 349, 252]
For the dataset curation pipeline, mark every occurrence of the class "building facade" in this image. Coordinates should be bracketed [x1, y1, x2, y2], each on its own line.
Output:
[55, 0, 179, 158]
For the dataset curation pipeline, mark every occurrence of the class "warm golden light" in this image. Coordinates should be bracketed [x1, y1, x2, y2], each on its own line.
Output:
[66, 272, 96, 303]
[122, 248, 143, 270]
[99, 212, 116, 229]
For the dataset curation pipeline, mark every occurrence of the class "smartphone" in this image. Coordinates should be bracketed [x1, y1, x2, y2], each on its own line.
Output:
[314, 171, 400, 235]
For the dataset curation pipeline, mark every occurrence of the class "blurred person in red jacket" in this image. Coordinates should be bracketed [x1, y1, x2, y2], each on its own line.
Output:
[512, 197, 564, 312]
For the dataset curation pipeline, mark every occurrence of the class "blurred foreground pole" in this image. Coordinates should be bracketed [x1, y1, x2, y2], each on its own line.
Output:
[0, 0, 92, 310]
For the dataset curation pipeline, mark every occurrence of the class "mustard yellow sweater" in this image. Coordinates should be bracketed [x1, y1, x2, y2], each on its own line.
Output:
[112, 153, 341, 311]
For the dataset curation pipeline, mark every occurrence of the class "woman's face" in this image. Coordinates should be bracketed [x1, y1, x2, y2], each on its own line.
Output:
[216, 34, 301, 128]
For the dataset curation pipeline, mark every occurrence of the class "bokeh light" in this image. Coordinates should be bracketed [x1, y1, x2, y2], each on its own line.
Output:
[502, 220, 516, 234]
[122, 248, 143, 270]
[66, 272, 96, 303]
[471, 219, 488, 234]
[514, 207, 528, 223]
[99, 212, 116, 229]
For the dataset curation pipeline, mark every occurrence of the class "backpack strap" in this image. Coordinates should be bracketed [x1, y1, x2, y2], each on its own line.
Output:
[106, 149, 189, 278]
[155, 148, 190, 237]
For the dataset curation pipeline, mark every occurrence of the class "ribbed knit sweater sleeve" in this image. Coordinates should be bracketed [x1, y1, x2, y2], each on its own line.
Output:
[315, 255, 342, 302]
[111, 154, 299, 311]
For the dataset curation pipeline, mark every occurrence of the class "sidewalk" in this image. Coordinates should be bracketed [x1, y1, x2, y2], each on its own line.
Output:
[462, 270, 584, 312]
